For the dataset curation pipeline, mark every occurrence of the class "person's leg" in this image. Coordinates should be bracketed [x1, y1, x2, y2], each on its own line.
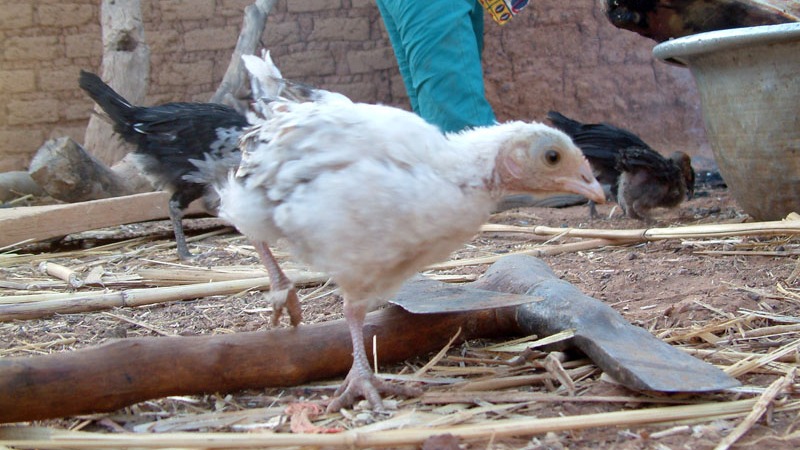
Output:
[375, 0, 419, 113]
[376, 0, 496, 133]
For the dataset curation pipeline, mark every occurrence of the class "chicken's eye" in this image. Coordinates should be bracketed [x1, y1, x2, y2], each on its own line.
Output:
[544, 149, 560, 166]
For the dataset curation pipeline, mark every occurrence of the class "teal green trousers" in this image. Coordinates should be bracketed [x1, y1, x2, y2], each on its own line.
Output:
[376, 0, 496, 133]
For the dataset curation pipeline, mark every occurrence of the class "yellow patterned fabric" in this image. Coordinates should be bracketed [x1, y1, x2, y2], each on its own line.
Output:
[479, 0, 529, 25]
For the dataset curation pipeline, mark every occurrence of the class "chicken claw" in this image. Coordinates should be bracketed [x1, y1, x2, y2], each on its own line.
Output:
[268, 286, 302, 327]
[326, 367, 421, 413]
[253, 240, 302, 326]
[326, 301, 420, 412]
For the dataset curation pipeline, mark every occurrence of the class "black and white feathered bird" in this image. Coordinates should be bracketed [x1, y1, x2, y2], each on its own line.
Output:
[221, 55, 606, 411]
[547, 110, 694, 221]
[78, 70, 248, 259]
[80, 64, 307, 327]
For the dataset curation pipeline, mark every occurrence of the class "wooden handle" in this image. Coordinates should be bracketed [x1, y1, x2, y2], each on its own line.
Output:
[0, 306, 516, 423]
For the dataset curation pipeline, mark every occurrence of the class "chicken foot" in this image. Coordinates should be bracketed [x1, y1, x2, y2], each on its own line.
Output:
[253, 240, 302, 326]
[168, 197, 193, 260]
[326, 301, 421, 412]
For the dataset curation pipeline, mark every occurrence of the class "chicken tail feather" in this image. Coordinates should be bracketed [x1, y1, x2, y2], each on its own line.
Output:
[78, 70, 137, 133]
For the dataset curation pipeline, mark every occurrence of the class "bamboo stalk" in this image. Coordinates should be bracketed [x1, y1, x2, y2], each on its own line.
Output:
[694, 250, 800, 256]
[728, 323, 800, 340]
[486, 329, 576, 352]
[421, 391, 702, 405]
[714, 368, 796, 450]
[480, 218, 800, 242]
[726, 337, 800, 378]
[0, 271, 328, 322]
[663, 316, 752, 343]
[456, 365, 595, 392]
[426, 239, 616, 270]
[680, 347, 799, 364]
[413, 328, 461, 378]
[0, 399, 766, 449]
[38, 261, 84, 288]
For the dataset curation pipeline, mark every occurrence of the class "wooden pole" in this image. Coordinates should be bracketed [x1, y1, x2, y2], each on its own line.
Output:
[0, 307, 514, 423]
[210, 0, 277, 111]
[83, 0, 150, 166]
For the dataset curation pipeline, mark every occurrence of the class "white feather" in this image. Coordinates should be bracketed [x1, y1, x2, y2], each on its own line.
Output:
[218, 98, 591, 302]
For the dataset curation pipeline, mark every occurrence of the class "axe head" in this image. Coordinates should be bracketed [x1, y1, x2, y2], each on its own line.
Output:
[390, 259, 739, 393]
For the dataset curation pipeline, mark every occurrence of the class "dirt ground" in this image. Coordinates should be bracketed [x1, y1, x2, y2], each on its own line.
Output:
[1, 181, 800, 449]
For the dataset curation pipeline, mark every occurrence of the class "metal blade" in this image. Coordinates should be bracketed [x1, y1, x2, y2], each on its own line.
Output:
[390, 275, 543, 313]
[389, 257, 740, 393]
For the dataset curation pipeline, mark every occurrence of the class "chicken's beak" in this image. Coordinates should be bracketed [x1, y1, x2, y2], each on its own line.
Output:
[558, 159, 606, 204]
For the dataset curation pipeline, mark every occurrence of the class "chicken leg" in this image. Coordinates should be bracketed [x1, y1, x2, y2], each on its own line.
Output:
[326, 299, 421, 412]
[253, 241, 302, 326]
[168, 197, 193, 260]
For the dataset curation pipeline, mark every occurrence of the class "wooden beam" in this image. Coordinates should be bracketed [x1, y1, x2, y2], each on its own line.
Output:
[0, 192, 205, 248]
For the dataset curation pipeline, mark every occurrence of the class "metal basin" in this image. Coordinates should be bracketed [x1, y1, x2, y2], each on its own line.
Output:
[654, 23, 800, 220]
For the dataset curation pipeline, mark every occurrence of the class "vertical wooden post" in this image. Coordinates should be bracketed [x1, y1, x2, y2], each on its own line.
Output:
[210, 0, 277, 111]
[83, 0, 151, 166]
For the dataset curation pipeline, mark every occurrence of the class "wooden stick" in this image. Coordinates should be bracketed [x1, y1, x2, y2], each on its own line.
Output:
[0, 271, 328, 321]
[485, 219, 800, 242]
[38, 261, 83, 288]
[421, 391, 694, 405]
[427, 238, 617, 270]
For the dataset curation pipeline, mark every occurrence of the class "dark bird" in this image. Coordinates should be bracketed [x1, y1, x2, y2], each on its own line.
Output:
[605, 0, 798, 43]
[617, 147, 695, 221]
[79, 69, 303, 327]
[547, 110, 694, 221]
[221, 55, 605, 412]
[78, 70, 248, 260]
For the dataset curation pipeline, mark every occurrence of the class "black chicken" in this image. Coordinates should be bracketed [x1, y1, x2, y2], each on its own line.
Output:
[78, 70, 248, 259]
[616, 147, 694, 221]
[547, 110, 694, 221]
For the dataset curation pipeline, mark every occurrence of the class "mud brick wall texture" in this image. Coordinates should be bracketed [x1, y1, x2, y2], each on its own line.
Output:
[0, 0, 713, 173]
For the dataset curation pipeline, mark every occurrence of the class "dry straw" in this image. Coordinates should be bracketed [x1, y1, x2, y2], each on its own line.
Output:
[1, 399, 791, 449]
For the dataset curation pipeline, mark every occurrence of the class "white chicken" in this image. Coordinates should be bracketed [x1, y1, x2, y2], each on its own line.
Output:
[220, 57, 605, 412]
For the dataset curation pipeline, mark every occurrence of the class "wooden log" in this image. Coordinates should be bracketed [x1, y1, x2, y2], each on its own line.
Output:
[28, 137, 142, 203]
[83, 0, 150, 166]
[606, 0, 800, 42]
[0, 192, 204, 249]
[0, 171, 43, 203]
[210, 0, 277, 113]
[0, 306, 514, 423]
[0, 272, 328, 321]
[109, 152, 158, 194]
